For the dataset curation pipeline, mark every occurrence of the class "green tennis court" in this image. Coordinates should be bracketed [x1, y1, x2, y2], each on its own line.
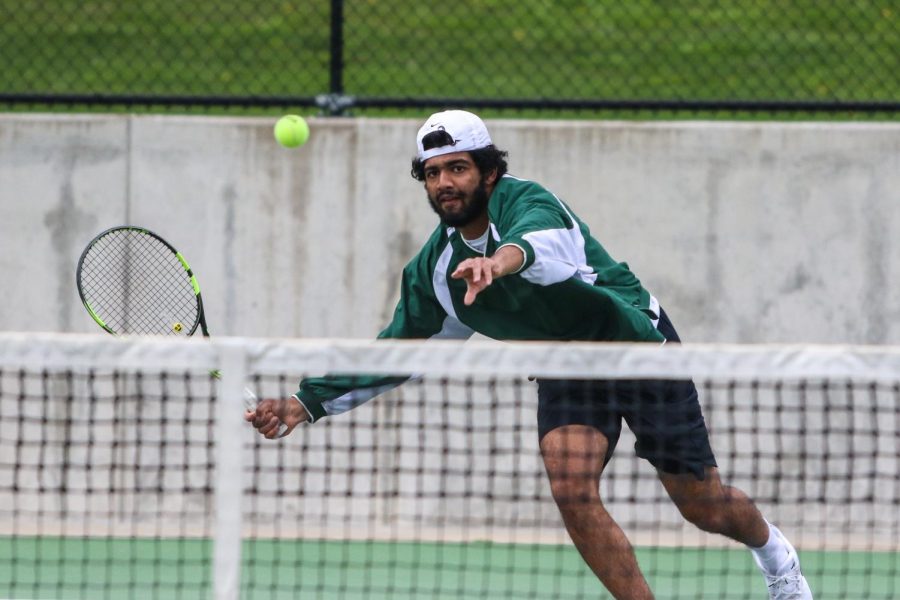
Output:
[2, 537, 897, 599]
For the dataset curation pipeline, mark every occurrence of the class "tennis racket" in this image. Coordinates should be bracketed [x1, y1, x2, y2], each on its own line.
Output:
[76, 225, 287, 436]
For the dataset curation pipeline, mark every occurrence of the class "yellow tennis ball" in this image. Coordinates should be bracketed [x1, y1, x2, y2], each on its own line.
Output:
[274, 115, 310, 148]
[173, 322, 183, 332]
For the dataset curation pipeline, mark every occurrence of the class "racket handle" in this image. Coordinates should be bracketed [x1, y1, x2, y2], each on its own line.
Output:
[243, 387, 289, 438]
[211, 370, 289, 438]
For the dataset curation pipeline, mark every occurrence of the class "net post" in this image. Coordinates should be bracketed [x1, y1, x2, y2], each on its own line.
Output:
[213, 341, 247, 600]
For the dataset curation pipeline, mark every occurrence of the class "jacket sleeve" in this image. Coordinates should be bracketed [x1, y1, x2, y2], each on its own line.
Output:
[296, 261, 474, 423]
[496, 186, 590, 286]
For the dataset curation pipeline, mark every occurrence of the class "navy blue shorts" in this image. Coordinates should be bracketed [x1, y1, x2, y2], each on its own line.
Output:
[537, 309, 717, 480]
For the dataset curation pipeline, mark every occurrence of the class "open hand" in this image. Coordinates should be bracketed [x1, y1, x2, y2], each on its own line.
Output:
[451, 257, 501, 305]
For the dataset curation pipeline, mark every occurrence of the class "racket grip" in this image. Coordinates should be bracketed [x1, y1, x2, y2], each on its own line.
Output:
[243, 387, 290, 438]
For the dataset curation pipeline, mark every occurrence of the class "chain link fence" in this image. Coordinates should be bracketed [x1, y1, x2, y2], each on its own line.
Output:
[1, 0, 897, 117]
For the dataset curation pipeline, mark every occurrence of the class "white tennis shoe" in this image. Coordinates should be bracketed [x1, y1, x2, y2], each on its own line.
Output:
[754, 526, 813, 599]
[765, 562, 812, 600]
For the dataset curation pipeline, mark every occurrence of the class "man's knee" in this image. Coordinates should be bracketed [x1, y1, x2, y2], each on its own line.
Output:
[674, 487, 746, 534]
[547, 472, 601, 512]
[677, 500, 729, 532]
[540, 425, 608, 512]
[662, 469, 732, 533]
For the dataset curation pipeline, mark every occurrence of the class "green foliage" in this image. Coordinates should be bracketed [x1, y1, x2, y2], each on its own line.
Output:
[1, 1, 896, 118]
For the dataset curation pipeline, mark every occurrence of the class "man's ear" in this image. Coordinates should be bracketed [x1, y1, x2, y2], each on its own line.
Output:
[485, 168, 499, 187]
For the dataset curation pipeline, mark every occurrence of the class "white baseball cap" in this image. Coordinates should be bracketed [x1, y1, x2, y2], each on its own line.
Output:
[415, 110, 493, 162]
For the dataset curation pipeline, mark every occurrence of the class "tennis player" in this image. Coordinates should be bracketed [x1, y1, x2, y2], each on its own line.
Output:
[248, 110, 812, 600]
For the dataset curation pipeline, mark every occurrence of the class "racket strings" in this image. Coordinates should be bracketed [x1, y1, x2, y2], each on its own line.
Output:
[79, 230, 200, 335]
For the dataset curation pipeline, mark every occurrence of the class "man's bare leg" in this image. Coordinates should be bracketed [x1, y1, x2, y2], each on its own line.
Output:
[540, 424, 654, 600]
[659, 468, 812, 598]
[658, 467, 769, 547]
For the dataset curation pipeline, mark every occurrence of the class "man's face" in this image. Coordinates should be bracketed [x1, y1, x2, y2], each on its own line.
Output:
[423, 152, 491, 228]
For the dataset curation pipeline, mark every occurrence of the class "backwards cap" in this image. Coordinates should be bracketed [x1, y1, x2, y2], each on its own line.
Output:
[415, 110, 493, 162]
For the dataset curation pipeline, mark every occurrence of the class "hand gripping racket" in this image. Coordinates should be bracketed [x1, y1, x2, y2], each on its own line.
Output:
[76, 225, 287, 436]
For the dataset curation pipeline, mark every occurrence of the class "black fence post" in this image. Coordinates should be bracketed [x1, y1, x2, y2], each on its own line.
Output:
[330, 0, 343, 97]
[318, 0, 354, 115]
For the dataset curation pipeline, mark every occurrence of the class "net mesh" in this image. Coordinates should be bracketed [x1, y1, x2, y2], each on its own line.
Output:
[1, 333, 899, 599]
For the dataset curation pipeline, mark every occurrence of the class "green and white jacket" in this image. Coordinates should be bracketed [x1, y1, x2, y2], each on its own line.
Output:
[297, 174, 664, 422]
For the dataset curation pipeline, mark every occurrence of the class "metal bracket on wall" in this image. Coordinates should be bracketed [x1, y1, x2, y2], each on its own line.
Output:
[316, 94, 356, 116]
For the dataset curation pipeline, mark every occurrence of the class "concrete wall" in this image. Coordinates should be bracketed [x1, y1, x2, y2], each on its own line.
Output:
[1, 114, 898, 343]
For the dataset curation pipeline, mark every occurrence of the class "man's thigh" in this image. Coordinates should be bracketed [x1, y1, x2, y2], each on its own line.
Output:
[625, 378, 718, 480]
[537, 378, 624, 466]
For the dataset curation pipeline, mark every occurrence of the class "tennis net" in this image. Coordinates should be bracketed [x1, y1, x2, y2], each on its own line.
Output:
[1, 332, 898, 599]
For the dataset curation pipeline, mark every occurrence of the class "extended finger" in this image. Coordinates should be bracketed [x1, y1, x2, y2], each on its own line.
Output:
[471, 261, 481, 283]
[451, 259, 471, 279]
[464, 282, 479, 305]
[483, 263, 493, 286]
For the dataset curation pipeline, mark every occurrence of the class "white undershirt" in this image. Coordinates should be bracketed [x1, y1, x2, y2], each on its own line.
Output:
[461, 227, 490, 255]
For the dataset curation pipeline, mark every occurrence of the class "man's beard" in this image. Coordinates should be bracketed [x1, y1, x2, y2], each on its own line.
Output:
[428, 179, 490, 228]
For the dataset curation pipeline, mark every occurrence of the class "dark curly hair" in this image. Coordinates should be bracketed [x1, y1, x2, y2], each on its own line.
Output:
[410, 135, 509, 182]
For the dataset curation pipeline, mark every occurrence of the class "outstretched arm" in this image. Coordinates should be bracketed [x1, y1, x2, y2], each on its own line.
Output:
[451, 244, 526, 305]
[245, 256, 474, 438]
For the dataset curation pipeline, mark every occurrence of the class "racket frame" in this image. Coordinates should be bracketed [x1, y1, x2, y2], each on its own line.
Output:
[76, 225, 208, 337]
